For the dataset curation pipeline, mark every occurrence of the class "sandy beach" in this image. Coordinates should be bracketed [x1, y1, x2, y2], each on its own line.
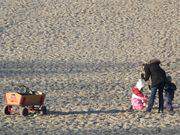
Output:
[0, 0, 179, 134]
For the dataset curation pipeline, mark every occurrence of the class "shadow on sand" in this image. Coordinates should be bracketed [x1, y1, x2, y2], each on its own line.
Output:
[0, 60, 139, 78]
[48, 104, 180, 116]
[48, 109, 127, 116]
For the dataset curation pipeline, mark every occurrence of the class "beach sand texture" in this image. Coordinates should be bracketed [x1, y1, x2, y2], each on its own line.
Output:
[0, 0, 179, 134]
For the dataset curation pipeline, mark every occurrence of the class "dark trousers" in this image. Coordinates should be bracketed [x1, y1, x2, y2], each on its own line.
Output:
[165, 91, 174, 111]
[146, 82, 164, 112]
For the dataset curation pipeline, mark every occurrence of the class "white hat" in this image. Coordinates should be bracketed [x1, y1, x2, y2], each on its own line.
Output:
[136, 79, 145, 90]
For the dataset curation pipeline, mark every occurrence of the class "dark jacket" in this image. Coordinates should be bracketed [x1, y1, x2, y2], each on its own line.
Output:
[143, 61, 166, 86]
[164, 82, 176, 100]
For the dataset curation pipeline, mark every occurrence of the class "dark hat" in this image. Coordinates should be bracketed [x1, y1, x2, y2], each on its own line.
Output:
[149, 58, 161, 64]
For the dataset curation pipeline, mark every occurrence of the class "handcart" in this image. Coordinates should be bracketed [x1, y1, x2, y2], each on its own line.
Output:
[3, 84, 47, 116]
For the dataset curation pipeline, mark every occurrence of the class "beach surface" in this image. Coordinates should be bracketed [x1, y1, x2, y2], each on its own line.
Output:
[0, 0, 179, 134]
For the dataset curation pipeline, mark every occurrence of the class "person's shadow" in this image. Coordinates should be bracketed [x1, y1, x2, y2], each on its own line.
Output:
[48, 109, 127, 116]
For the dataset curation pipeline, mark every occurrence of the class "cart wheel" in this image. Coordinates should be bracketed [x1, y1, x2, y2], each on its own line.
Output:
[3, 105, 12, 115]
[20, 107, 28, 116]
[40, 106, 47, 115]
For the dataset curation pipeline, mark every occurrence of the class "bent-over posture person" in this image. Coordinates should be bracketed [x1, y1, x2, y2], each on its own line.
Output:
[142, 59, 166, 113]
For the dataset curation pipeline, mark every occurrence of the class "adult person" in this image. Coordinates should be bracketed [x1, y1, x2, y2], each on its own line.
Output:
[141, 59, 166, 113]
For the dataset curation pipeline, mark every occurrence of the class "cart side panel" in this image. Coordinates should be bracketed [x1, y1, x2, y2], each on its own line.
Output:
[22, 94, 45, 106]
[5, 92, 22, 106]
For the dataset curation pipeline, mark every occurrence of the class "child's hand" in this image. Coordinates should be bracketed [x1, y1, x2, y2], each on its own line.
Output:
[142, 96, 148, 103]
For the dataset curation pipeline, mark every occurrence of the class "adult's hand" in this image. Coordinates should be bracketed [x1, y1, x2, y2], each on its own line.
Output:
[141, 73, 145, 79]
[148, 85, 151, 90]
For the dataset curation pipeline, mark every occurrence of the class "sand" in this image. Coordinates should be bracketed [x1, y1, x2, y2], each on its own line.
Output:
[0, 0, 179, 134]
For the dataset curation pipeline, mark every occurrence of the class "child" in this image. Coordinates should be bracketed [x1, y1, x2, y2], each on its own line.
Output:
[164, 75, 176, 112]
[129, 79, 148, 111]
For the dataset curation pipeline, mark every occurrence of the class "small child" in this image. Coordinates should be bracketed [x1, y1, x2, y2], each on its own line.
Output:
[164, 75, 176, 112]
[129, 79, 148, 111]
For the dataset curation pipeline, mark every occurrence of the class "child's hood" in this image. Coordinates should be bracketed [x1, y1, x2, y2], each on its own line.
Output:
[136, 79, 145, 90]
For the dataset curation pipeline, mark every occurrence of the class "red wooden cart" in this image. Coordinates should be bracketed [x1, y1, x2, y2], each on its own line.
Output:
[3, 84, 47, 116]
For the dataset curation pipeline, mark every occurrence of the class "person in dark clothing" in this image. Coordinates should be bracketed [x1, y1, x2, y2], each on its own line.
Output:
[141, 59, 166, 113]
[164, 75, 176, 112]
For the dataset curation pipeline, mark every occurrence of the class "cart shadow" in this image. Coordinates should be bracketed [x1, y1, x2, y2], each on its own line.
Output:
[48, 109, 127, 116]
